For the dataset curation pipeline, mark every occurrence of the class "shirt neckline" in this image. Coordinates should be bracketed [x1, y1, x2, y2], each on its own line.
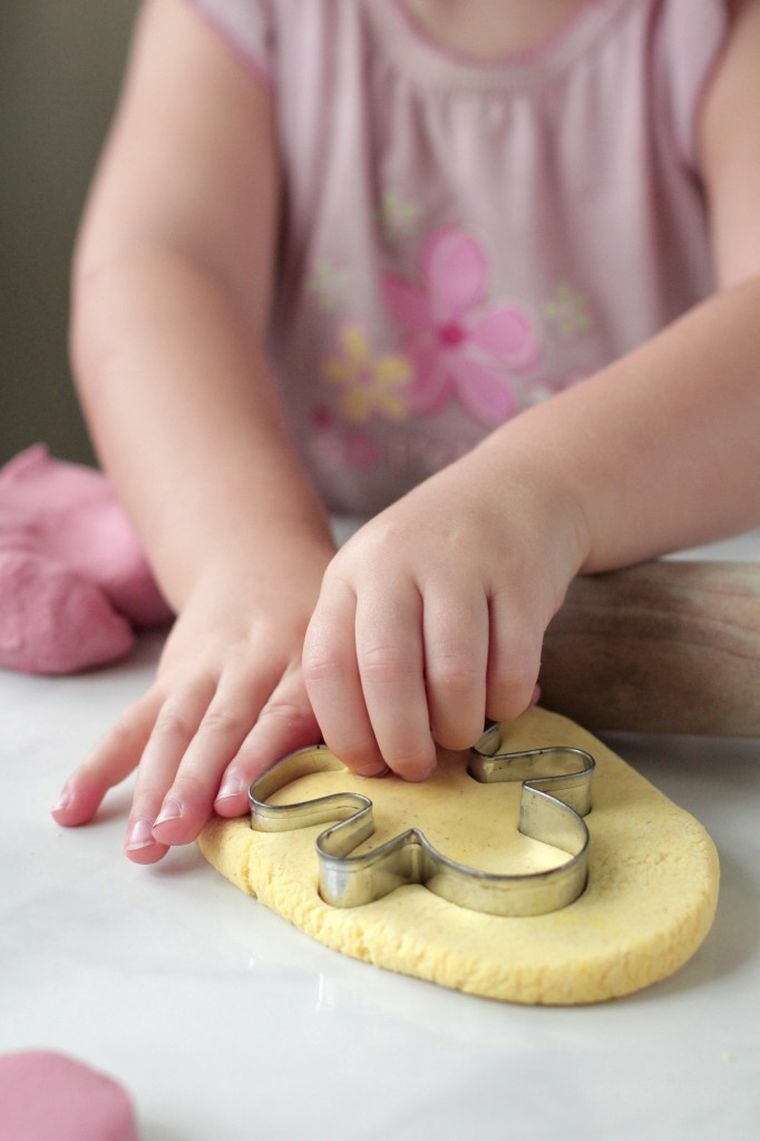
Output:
[366, 0, 634, 91]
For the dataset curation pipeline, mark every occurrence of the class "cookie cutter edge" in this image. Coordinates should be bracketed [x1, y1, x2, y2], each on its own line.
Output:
[248, 723, 594, 917]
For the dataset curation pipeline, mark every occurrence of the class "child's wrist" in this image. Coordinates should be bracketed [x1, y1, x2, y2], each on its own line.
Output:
[462, 436, 591, 585]
[160, 516, 335, 612]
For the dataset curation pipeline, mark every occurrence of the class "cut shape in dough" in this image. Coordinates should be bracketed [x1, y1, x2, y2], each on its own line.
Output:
[198, 708, 719, 1005]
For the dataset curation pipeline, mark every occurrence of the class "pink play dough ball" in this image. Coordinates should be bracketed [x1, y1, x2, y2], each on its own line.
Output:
[0, 1051, 139, 1141]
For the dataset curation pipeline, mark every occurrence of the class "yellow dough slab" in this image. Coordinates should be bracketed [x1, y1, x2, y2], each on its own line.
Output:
[198, 708, 719, 1005]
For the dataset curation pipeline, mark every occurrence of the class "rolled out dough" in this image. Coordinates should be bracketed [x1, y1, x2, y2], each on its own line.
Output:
[198, 708, 719, 1004]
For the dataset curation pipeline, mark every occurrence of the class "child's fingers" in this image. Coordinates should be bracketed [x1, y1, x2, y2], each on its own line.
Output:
[151, 658, 282, 844]
[214, 663, 323, 816]
[302, 579, 387, 776]
[125, 677, 216, 863]
[485, 590, 542, 722]
[354, 580, 436, 781]
[51, 692, 161, 828]
[423, 582, 489, 751]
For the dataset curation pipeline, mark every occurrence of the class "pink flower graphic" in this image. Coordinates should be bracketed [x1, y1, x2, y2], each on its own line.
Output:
[310, 406, 381, 471]
[381, 229, 541, 426]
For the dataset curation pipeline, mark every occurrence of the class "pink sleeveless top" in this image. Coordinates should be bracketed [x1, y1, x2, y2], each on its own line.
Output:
[185, 0, 728, 514]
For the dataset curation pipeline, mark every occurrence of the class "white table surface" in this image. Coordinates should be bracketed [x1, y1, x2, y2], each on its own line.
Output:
[2, 532, 760, 1141]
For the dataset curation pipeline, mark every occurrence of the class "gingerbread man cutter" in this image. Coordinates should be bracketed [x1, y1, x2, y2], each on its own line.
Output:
[249, 724, 594, 917]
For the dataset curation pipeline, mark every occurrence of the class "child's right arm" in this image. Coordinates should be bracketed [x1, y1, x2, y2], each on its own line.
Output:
[53, 0, 339, 861]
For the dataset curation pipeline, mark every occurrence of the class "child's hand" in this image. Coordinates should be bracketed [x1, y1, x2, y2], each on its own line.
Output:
[303, 453, 587, 780]
[52, 536, 334, 863]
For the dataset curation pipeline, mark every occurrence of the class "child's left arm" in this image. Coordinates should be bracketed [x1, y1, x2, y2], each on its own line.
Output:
[303, 0, 760, 781]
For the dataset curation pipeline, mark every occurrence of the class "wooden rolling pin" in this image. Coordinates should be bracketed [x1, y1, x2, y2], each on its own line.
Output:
[539, 560, 760, 736]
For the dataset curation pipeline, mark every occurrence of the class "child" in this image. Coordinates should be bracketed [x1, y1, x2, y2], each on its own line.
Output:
[53, 0, 760, 863]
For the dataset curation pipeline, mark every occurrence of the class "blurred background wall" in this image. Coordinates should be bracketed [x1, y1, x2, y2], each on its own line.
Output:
[1, 0, 138, 466]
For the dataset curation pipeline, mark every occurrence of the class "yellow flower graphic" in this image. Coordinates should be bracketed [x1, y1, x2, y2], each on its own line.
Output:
[323, 326, 411, 423]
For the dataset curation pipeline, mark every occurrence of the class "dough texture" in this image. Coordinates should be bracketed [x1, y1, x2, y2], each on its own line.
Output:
[198, 708, 719, 1004]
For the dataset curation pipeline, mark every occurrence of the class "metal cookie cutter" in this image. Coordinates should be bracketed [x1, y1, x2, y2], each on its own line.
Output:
[249, 723, 594, 918]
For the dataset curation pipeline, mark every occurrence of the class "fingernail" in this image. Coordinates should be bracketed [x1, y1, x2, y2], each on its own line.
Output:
[404, 762, 436, 782]
[53, 789, 73, 813]
[153, 798, 182, 827]
[126, 818, 155, 850]
[355, 762, 390, 778]
[215, 775, 244, 802]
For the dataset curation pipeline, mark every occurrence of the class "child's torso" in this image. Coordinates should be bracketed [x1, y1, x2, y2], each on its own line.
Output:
[189, 0, 728, 514]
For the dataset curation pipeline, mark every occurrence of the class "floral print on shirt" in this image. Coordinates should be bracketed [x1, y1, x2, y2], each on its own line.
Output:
[311, 227, 596, 473]
[306, 258, 353, 312]
[542, 282, 593, 337]
[310, 405, 381, 472]
[322, 325, 411, 423]
[381, 228, 542, 427]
